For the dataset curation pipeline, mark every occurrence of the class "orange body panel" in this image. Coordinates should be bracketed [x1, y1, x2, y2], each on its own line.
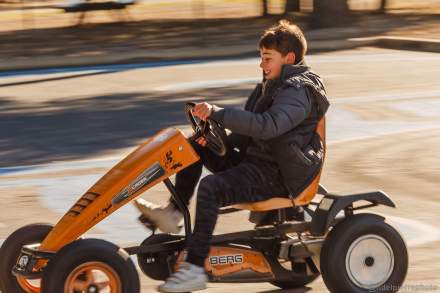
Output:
[205, 246, 272, 277]
[39, 128, 199, 253]
[176, 246, 273, 278]
[233, 117, 326, 211]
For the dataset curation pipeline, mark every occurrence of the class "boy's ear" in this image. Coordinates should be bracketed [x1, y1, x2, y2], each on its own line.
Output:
[285, 52, 296, 64]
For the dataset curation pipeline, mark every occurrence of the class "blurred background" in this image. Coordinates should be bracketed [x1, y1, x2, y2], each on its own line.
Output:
[1, 0, 439, 292]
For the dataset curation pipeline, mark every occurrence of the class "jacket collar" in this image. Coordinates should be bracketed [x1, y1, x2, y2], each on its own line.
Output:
[262, 60, 310, 83]
[279, 60, 310, 80]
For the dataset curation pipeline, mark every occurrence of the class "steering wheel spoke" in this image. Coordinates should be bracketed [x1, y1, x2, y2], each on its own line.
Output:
[185, 102, 227, 156]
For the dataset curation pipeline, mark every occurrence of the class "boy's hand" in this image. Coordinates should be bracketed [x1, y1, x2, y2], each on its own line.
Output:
[195, 136, 208, 147]
[192, 102, 213, 121]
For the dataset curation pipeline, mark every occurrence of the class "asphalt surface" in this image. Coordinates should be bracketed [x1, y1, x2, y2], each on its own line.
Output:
[0, 47, 440, 292]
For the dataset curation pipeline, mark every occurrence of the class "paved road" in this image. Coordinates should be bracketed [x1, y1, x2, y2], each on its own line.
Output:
[2, 47, 440, 167]
[1, 47, 440, 292]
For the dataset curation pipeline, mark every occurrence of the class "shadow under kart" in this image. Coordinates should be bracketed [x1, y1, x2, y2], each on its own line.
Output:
[0, 103, 408, 293]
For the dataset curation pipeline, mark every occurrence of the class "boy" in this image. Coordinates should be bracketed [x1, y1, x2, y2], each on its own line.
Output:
[135, 19, 329, 293]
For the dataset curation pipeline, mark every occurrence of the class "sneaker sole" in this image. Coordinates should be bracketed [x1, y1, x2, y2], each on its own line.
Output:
[158, 283, 207, 292]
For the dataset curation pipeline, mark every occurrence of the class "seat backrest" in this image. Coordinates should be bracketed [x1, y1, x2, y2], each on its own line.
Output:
[291, 117, 326, 206]
[231, 117, 327, 212]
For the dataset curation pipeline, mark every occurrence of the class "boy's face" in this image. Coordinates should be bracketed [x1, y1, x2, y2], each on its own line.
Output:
[259, 47, 295, 80]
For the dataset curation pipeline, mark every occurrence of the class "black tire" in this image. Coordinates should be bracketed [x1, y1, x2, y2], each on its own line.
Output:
[321, 213, 408, 293]
[137, 233, 182, 281]
[0, 223, 53, 293]
[41, 238, 140, 293]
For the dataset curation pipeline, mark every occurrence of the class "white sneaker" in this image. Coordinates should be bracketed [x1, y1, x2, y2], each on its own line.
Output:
[158, 262, 207, 293]
[57, 0, 85, 8]
[133, 199, 183, 234]
[115, 0, 135, 4]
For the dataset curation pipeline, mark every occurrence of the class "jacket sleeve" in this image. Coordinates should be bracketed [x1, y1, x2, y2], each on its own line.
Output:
[211, 86, 311, 140]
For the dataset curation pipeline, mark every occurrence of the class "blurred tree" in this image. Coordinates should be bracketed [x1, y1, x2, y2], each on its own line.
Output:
[262, 0, 300, 16]
[380, 0, 387, 12]
[262, 0, 269, 16]
[284, 0, 300, 13]
[312, 0, 351, 27]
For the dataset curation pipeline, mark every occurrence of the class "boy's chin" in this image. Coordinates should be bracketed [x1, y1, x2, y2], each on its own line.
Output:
[265, 75, 278, 80]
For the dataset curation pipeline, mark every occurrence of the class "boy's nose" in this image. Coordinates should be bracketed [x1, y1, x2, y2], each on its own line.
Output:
[259, 61, 263, 69]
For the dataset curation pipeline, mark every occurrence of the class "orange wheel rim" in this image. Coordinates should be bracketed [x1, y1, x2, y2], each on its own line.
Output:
[65, 262, 121, 293]
[16, 275, 41, 293]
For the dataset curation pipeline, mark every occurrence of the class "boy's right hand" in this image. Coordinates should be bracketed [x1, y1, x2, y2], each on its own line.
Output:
[196, 136, 208, 147]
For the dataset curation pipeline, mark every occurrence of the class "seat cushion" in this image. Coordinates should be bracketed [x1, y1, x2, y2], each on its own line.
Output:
[232, 197, 293, 212]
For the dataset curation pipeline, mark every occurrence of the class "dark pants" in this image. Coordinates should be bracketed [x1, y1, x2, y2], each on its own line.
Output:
[171, 135, 288, 267]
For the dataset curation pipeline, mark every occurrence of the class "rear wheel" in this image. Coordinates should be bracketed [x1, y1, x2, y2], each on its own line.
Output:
[41, 239, 139, 293]
[320, 213, 408, 293]
[0, 223, 53, 293]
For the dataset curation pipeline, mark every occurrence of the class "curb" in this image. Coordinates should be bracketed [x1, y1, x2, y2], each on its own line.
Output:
[349, 36, 440, 53]
[0, 37, 439, 73]
[0, 44, 259, 73]
[375, 36, 440, 53]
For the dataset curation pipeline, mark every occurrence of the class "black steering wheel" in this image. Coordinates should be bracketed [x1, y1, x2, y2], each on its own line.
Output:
[185, 102, 228, 156]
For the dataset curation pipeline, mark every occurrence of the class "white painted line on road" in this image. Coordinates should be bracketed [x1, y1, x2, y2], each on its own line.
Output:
[154, 74, 343, 92]
[0, 157, 120, 177]
[154, 77, 259, 92]
[386, 215, 440, 247]
[328, 124, 440, 146]
[2, 49, 440, 79]
[332, 90, 440, 104]
[308, 52, 440, 63]
[0, 59, 204, 79]
[176, 53, 440, 70]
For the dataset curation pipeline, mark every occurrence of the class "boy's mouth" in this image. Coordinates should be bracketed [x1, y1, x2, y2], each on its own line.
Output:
[263, 70, 271, 76]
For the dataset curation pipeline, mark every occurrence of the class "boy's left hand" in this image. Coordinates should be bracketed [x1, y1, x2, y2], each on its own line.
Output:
[195, 136, 208, 147]
[192, 102, 213, 121]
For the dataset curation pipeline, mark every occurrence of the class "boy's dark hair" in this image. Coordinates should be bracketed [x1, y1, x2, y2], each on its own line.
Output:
[259, 20, 307, 63]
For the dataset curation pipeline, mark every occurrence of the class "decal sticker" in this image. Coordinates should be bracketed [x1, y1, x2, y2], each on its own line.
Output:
[91, 203, 113, 223]
[102, 203, 112, 214]
[112, 162, 165, 205]
[67, 192, 100, 217]
[209, 254, 244, 266]
[164, 151, 183, 170]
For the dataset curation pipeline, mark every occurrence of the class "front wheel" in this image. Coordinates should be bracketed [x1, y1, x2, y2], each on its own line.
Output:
[41, 239, 140, 293]
[320, 213, 408, 293]
[0, 223, 53, 293]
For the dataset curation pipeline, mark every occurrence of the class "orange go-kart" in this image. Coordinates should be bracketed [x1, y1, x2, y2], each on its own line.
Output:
[0, 103, 408, 293]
